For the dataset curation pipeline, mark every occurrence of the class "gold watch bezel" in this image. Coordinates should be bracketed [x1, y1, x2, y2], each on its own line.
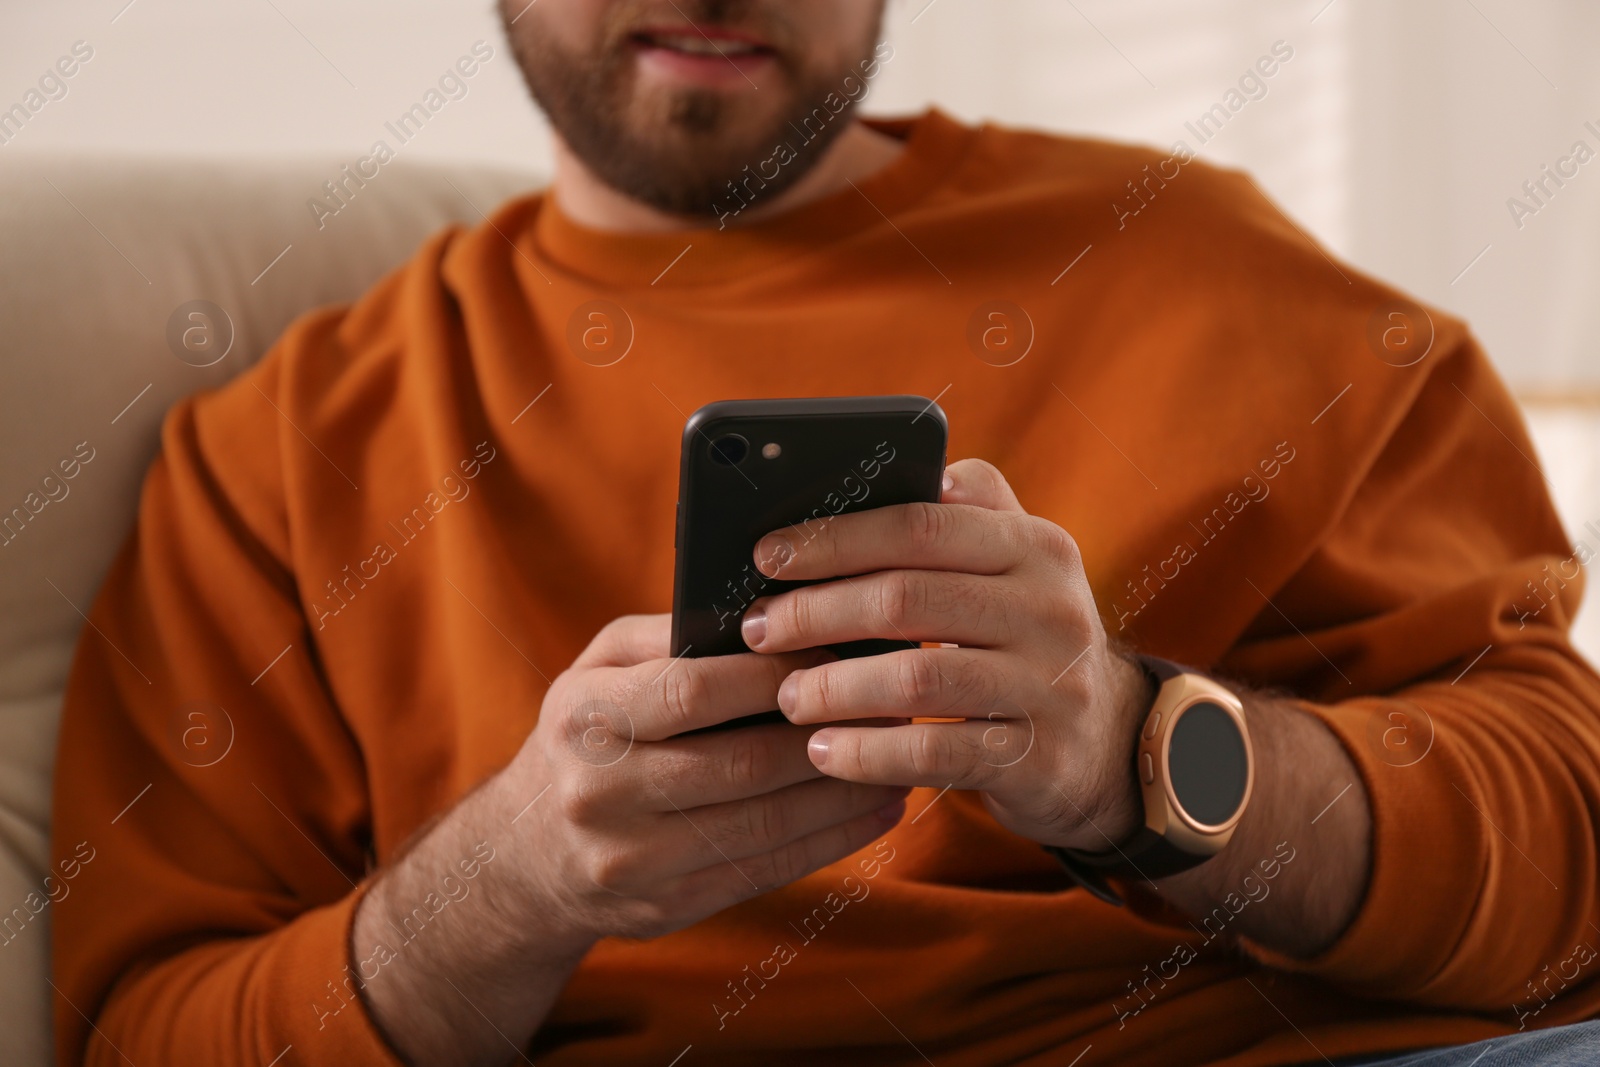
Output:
[1136, 673, 1254, 857]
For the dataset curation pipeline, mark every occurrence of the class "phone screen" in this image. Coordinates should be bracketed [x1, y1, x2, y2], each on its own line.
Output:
[670, 396, 949, 665]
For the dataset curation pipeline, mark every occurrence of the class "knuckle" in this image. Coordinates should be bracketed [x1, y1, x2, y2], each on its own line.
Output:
[594, 617, 627, 648]
[1028, 516, 1080, 565]
[563, 696, 631, 761]
[1034, 567, 1087, 637]
[763, 841, 807, 888]
[895, 652, 945, 712]
[556, 776, 603, 826]
[747, 795, 786, 847]
[586, 843, 636, 894]
[778, 590, 814, 642]
[828, 728, 862, 775]
[878, 571, 922, 629]
[908, 728, 946, 779]
[902, 501, 951, 553]
[725, 733, 765, 795]
[809, 665, 850, 721]
[660, 665, 710, 730]
[556, 698, 589, 748]
[1041, 591, 1083, 641]
[978, 709, 1028, 771]
[596, 615, 642, 659]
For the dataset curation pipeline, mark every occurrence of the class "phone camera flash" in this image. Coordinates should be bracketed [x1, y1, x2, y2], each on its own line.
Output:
[761, 442, 781, 460]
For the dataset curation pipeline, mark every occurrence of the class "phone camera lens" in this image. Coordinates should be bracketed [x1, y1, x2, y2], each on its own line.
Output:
[709, 434, 748, 466]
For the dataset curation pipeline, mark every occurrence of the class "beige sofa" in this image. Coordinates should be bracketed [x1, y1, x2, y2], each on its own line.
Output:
[0, 155, 539, 1067]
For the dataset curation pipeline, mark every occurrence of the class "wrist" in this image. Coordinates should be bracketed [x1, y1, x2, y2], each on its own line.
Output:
[349, 769, 596, 1067]
[355, 770, 597, 976]
[476, 768, 600, 963]
[1048, 655, 1257, 899]
[1072, 649, 1155, 849]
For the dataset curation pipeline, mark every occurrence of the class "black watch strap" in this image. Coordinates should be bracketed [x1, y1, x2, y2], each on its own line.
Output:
[1044, 831, 1213, 906]
[1137, 653, 1184, 685]
[1042, 654, 1208, 906]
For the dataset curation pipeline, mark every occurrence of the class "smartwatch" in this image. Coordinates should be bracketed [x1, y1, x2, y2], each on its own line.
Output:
[1045, 654, 1254, 906]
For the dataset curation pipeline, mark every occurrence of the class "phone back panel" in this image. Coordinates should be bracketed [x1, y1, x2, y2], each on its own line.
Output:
[671, 396, 948, 660]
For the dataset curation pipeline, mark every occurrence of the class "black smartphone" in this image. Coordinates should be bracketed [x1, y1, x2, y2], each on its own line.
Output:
[669, 395, 948, 728]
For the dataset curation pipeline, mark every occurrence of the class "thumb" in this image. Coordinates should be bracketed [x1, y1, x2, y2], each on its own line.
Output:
[573, 613, 672, 669]
[941, 458, 1026, 513]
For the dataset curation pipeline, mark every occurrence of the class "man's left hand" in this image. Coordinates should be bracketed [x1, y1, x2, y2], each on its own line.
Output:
[741, 458, 1154, 851]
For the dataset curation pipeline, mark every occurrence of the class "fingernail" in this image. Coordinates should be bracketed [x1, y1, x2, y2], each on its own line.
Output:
[808, 729, 832, 768]
[742, 606, 766, 649]
[941, 472, 954, 492]
[777, 669, 802, 714]
[875, 799, 906, 823]
[756, 534, 794, 577]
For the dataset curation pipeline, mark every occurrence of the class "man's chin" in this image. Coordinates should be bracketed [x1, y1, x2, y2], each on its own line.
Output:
[590, 99, 853, 221]
[522, 53, 861, 221]
[594, 144, 780, 221]
[620, 97, 801, 174]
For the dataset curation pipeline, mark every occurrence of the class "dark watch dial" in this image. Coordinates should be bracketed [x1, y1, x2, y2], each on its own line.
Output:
[1167, 701, 1249, 827]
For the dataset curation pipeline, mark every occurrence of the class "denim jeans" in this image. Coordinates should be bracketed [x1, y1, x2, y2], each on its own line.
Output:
[1317, 1019, 1600, 1066]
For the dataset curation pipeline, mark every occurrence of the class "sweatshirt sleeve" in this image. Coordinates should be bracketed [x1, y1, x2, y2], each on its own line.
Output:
[1220, 328, 1600, 1013]
[50, 343, 409, 1067]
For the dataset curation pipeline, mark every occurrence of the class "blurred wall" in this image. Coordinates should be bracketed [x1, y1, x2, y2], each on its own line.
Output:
[3, 0, 1596, 653]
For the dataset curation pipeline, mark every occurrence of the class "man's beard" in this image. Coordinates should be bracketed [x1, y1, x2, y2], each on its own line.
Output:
[502, 0, 883, 221]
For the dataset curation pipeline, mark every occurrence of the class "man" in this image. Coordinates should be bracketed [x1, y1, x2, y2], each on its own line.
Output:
[50, 2, 1600, 1065]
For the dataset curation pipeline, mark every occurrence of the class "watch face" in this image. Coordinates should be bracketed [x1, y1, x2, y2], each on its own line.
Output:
[1167, 700, 1249, 828]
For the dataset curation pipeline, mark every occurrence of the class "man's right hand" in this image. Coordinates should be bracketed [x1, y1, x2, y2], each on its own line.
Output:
[509, 613, 911, 942]
[353, 613, 908, 1067]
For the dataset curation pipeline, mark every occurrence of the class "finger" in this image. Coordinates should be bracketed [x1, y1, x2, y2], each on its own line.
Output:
[572, 614, 672, 670]
[753, 501, 1027, 583]
[653, 777, 909, 878]
[777, 647, 1042, 725]
[808, 720, 1026, 790]
[633, 721, 825, 808]
[602, 647, 834, 741]
[638, 715, 909, 808]
[940, 458, 1027, 513]
[746, 569, 1019, 653]
[676, 800, 904, 900]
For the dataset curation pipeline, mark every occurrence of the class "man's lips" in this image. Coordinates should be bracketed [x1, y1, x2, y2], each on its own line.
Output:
[627, 23, 778, 80]
[629, 23, 775, 56]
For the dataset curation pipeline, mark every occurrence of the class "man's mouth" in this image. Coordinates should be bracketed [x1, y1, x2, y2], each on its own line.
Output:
[628, 24, 777, 80]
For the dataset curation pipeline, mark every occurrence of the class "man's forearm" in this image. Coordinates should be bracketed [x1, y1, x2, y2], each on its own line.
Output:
[1156, 688, 1372, 958]
[351, 771, 594, 1067]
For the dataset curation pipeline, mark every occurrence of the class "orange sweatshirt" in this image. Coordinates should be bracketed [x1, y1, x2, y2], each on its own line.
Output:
[52, 110, 1600, 1067]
